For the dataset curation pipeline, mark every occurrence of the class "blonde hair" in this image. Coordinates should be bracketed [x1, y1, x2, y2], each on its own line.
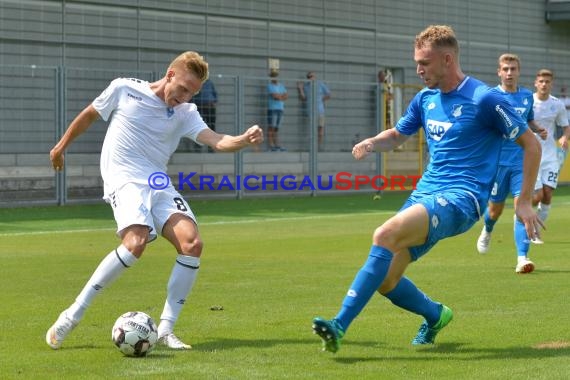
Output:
[415, 25, 459, 55]
[169, 51, 209, 82]
[536, 68, 553, 79]
[498, 53, 520, 69]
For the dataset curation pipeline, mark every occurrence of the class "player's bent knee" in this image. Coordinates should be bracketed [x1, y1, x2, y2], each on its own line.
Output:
[180, 238, 203, 257]
[120, 225, 151, 257]
[488, 209, 503, 220]
[123, 239, 147, 258]
[372, 225, 399, 251]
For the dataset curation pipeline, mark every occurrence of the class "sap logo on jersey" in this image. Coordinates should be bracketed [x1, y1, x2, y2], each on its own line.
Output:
[426, 119, 452, 141]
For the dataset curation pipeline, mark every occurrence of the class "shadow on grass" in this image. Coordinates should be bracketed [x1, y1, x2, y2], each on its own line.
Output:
[193, 337, 570, 361]
[51, 344, 178, 359]
[333, 341, 570, 363]
[195, 338, 332, 351]
[50, 338, 570, 362]
[533, 268, 570, 274]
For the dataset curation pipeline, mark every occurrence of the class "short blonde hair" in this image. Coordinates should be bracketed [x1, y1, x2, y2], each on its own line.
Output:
[169, 51, 209, 82]
[498, 53, 520, 69]
[415, 25, 459, 54]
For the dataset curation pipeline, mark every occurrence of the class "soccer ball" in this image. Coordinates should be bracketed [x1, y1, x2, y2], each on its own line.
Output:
[111, 311, 158, 357]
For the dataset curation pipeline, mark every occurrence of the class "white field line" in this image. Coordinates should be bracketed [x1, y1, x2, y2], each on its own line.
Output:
[0, 210, 393, 237]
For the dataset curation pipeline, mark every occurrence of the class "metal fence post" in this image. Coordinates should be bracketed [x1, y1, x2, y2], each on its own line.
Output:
[375, 82, 384, 193]
[55, 66, 67, 205]
[235, 75, 244, 199]
[309, 79, 318, 196]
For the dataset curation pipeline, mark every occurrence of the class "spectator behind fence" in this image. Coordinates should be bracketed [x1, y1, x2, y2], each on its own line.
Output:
[377, 69, 394, 128]
[187, 78, 218, 152]
[297, 71, 331, 151]
[267, 69, 288, 151]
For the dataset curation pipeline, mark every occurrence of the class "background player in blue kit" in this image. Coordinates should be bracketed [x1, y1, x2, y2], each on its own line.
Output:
[476, 54, 546, 273]
[312, 25, 543, 354]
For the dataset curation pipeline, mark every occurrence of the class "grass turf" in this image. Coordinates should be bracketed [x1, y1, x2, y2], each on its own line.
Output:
[1, 189, 569, 379]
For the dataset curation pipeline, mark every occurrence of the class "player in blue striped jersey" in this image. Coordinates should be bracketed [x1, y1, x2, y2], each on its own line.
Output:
[476, 54, 546, 273]
[312, 25, 543, 354]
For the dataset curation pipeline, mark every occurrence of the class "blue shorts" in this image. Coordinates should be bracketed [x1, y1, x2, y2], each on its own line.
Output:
[489, 165, 522, 203]
[267, 109, 283, 128]
[401, 191, 480, 261]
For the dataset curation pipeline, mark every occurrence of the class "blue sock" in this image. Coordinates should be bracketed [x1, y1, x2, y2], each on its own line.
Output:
[334, 245, 392, 331]
[483, 209, 497, 233]
[514, 217, 529, 258]
[384, 276, 441, 326]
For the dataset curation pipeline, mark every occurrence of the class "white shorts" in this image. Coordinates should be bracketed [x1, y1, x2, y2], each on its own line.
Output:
[534, 160, 559, 190]
[103, 183, 197, 241]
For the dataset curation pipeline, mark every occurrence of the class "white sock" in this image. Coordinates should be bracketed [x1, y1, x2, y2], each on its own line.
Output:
[67, 245, 137, 322]
[158, 255, 200, 337]
[537, 203, 550, 222]
[518, 256, 529, 264]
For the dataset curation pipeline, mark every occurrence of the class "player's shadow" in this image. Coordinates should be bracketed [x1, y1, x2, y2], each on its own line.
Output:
[63, 339, 570, 362]
[532, 268, 570, 274]
[196, 337, 326, 351]
[333, 341, 570, 363]
[52, 344, 182, 360]
[193, 338, 570, 363]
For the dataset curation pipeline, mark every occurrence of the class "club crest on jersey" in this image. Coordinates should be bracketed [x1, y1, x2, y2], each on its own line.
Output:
[452, 104, 463, 118]
[166, 107, 174, 118]
[514, 107, 526, 115]
[426, 119, 453, 141]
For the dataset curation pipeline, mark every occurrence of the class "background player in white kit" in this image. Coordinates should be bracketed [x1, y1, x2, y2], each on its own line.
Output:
[47, 51, 263, 350]
[531, 69, 570, 239]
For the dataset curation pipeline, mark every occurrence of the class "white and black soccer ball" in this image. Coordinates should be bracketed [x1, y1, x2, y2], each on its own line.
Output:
[111, 311, 158, 357]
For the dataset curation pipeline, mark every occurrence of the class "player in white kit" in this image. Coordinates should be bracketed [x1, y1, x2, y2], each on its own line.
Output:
[46, 51, 263, 350]
[531, 69, 569, 241]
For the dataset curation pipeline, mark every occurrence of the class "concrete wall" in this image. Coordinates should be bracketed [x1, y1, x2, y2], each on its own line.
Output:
[0, 149, 421, 203]
[0, 0, 568, 203]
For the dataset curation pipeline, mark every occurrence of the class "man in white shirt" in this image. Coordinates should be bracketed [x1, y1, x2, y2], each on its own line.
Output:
[46, 51, 263, 351]
[532, 69, 570, 235]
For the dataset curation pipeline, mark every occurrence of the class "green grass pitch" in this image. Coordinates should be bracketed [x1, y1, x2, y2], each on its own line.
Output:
[1, 189, 569, 379]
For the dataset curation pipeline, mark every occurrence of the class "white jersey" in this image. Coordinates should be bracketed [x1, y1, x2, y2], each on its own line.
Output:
[93, 78, 209, 195]
[532, 94, 569, 163]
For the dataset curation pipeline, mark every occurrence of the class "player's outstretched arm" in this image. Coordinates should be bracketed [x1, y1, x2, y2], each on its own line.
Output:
[515, 128, 544, 238]
[50, 104, 100, 171]
[352, 128, 409, 160]
[198, 125, 264, 152]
